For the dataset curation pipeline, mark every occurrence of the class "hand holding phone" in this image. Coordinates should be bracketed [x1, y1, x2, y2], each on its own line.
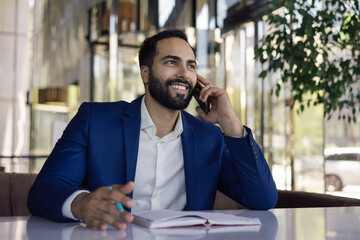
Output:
[193, 82, 210, 114]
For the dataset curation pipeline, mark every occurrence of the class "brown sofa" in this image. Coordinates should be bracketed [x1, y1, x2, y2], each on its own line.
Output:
[1, 172, 360, 216]
[0, 172, 37, 216]
[214, 189, 360, 210]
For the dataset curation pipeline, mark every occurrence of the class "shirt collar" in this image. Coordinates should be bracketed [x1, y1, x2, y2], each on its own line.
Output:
[140, 96, 183, 140]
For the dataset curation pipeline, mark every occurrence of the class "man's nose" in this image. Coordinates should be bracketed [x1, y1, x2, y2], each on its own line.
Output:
[176, 64, 191, 80]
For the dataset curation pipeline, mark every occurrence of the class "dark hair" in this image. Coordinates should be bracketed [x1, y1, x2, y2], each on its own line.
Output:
[138, 29, 195, 68]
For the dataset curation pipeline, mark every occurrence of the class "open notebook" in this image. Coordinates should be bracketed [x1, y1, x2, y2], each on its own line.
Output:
[132, 209, 261, 229]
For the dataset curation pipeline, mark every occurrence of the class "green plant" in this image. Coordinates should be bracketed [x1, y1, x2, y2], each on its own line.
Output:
[254, 0, 360, 123]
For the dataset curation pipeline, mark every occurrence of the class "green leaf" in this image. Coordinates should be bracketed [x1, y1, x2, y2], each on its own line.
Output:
[259, 70, 267, 79]
[256, 0, 360, 123]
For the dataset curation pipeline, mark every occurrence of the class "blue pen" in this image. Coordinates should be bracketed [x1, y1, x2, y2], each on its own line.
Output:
[108, 186, 124, 213]
[115, 202, 125, 212]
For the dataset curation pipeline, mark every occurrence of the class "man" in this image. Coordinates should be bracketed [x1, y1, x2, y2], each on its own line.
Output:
[28, 30, 277, 231]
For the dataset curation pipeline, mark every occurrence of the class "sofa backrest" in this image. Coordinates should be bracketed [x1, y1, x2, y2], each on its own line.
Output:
[0, 172, 37, 216]
[275, 190, 360, 208]
[1, 172, 360, 216]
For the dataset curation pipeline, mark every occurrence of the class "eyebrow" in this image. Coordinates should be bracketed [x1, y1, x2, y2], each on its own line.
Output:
[161, 55, 198, 66]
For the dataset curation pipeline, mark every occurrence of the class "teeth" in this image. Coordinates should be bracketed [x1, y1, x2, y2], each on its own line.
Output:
[171, 85, 187, 90]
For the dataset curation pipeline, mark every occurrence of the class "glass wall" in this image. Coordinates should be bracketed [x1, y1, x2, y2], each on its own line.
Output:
[0, 0, 33, 172]
[221, 20, 292, 190]
[220, 8, 325, 192]
[29, 0, 222, 172]
[257, 19, 289, 187]
[324, 110, 360, 198]
[25, 0, 358, 197]
[88, 0, 222, 112]
[30, 0, 95, 172]
[158, 0, 194, 28]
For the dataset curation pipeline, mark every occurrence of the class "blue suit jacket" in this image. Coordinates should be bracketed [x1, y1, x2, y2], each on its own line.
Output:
[28, 96, 277, 222]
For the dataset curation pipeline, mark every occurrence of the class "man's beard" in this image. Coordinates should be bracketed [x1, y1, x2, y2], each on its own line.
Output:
[148, 70, 194, 110]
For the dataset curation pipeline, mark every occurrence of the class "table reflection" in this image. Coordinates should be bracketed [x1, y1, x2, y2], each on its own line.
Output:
[1, 207, 359, 240]
[25, 210, 278, 240]
[26, 217, 128, 240]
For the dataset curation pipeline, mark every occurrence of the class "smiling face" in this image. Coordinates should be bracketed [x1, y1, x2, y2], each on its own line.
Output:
[142, 37, 197, 110]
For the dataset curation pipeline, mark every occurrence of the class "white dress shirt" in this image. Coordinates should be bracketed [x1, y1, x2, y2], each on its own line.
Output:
[62, 97, 186, 219]
[132, 97, 186, 212]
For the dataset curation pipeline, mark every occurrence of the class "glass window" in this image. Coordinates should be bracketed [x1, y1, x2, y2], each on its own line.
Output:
[93, 49, 109, 102]
[139, 0, 158, 30]
[158, 0, 193, 28]
[223, 32, 244, 121]
[116, 33, 144, 102]
[324, 112, 360, 148]
[256, 20, 290, 189]
[118, 0, 138, 32]
[221, 14, 325, 192]
[216, 0, 239, 28]
[196, 0, 216, 30]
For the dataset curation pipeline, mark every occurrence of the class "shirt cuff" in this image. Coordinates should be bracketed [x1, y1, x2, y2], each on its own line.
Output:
[61, 190, 90, 220]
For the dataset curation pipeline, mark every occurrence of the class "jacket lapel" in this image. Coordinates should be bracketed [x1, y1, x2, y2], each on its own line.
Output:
[123, 96, 142, 198]
[181, 111, 197, 210]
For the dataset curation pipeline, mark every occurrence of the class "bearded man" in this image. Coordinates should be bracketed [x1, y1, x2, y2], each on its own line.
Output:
[28, 30, 277, 231]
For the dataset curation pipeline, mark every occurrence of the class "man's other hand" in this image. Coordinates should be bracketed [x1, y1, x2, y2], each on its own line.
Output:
[195, 74, 244, 138]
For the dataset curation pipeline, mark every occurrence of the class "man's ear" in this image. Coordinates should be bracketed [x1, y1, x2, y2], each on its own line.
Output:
[140, 66, 149, 84]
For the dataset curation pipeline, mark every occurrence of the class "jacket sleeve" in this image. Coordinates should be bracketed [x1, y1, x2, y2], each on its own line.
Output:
[218, 126, 278, 210]
[27, 103, 90, 222]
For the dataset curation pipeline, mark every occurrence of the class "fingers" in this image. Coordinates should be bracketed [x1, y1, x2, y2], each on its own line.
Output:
[195, 75, 235, 121]
[82, 204, 128, 231]
[200, 84, 224, 104]
[196, 74, 243, 136]
[104, 183, 135, 223]
[75, 182, 135, 231]
[196, 74, 210, 85]
[196, 74, 221, 102]
[111, 181, 135, 195]
[107, 182, 135, 209]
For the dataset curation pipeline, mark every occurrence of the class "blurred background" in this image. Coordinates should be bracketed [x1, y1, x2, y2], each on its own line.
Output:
[0, 0, 359, 199]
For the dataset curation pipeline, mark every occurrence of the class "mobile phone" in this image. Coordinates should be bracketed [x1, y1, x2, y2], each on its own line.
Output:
[193, 82, 210, 114]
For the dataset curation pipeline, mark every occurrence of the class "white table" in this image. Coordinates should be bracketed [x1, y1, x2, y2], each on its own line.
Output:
[1, 207, 360, 240]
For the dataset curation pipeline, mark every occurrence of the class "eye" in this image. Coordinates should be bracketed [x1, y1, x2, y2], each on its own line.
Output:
[188, 64, 197, 70]
[166, 60, 176, 65]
